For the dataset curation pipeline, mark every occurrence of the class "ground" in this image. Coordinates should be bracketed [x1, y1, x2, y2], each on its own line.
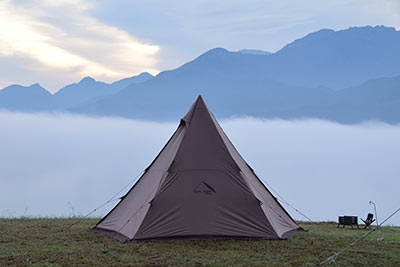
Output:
[0, 219, 399, 266]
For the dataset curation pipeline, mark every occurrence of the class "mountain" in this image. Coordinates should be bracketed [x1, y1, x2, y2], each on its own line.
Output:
[0, 83, 53, 111]
[255, 74, 400, 124]
[1, 26, 400, 123]
[0, 72, 154, 111]
[238, 49, 271, 55]
[73, 47, 333, 120]
[268, 26, 400, 88]
[53, 72, 154, 109]
[330, 75, 400, 123]
[75, 70, 400, 123]
[53, 77, 111, 109]
[73, 26, 400, 123]
[110, 72, 154, 92]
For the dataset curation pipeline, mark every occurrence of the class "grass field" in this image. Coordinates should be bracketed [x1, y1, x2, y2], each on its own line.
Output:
[0, 219, 399, 266]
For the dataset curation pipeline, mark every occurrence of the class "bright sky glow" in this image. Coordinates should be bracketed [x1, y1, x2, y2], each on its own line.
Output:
[0, 0, 159, 92]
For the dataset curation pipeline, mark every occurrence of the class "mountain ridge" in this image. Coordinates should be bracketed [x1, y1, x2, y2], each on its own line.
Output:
[1, 25, 400, 124]
[0, 72, 154, 110]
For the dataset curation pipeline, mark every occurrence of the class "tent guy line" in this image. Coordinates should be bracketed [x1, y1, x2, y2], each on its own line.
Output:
[250, 181, 313, 245]
[320, 206, 400, 265]
[104, 176, 162, 247]
[63, 170, 145, 232]
[259, 177, 314, 223]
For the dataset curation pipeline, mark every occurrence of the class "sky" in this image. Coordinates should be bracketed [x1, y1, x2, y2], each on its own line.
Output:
[1, 112, 399, 226]
[0, 0, 400, 92]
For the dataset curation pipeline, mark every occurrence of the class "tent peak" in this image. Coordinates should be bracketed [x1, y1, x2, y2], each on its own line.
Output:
[193, 95, 206, 108]
[182, 95, 209, 123]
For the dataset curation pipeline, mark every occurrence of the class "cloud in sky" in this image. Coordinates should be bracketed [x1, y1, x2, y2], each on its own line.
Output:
[1, 112, 399, 226]
[0, 0, 159, 92]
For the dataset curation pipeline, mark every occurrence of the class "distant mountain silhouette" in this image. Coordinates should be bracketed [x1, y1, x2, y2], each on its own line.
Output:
[53, 77, 111, 109]
[73, 47, 331, 120]
[73, 26, 400, 123]
[0, 26, 399, 123]
[110, 72, 154, 92]
[0, 83, 53, 111]
[329, 75, 400, 123]
[75, 71, 400, 123]
[238, 49, 271, 55]
[256, 74, 400, 124]
[53, 72, 154, 109]
[268, 26, 400, 88]
[0, 72, 154, 111]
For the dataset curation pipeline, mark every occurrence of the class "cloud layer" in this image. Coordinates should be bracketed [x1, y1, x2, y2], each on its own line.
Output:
[0, 0, 159, 92]
[1, 112, 399, 226]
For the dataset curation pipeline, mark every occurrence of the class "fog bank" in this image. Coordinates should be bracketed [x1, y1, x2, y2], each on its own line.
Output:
[1, 112, 399, 226]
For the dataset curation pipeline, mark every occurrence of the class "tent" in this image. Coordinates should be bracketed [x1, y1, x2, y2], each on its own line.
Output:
[91, 95, 300, 242]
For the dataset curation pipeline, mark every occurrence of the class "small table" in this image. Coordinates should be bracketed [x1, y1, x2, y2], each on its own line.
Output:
[338, 216, 359, 228]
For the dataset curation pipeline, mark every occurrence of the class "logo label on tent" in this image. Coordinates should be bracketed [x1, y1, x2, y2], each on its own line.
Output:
[193, 181, 216, 195]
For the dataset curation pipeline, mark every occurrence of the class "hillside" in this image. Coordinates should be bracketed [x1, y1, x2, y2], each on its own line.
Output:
[0, 219, 399, 266]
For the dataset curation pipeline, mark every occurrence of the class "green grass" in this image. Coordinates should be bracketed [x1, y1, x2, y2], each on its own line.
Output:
[0, 219, 399, 266]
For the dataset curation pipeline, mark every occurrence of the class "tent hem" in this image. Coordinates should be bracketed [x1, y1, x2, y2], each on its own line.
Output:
[281, 228, 301, 239]
[130, 234, 294, 242]
[90, 227, 131, 243]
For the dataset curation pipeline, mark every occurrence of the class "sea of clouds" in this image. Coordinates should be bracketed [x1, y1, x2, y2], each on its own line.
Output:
[1, 112, 399, 226]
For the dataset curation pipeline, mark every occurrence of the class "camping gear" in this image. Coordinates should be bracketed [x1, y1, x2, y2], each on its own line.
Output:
[369, 201, 378, 226]
[91, 96, 301, 242]
[320, 207, 400, 265]
[361, 213, 375, 229]
[337, 216, 359, 228]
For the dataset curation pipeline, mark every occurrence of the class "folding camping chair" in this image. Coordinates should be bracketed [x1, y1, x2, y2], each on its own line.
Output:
[361, 213, 375, 229]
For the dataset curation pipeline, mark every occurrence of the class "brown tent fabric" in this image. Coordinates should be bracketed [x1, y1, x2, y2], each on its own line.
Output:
[91, 95, 300, 242]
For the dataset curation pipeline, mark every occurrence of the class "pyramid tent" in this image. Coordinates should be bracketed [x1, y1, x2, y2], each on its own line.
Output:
[91, 96, 300, 242]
